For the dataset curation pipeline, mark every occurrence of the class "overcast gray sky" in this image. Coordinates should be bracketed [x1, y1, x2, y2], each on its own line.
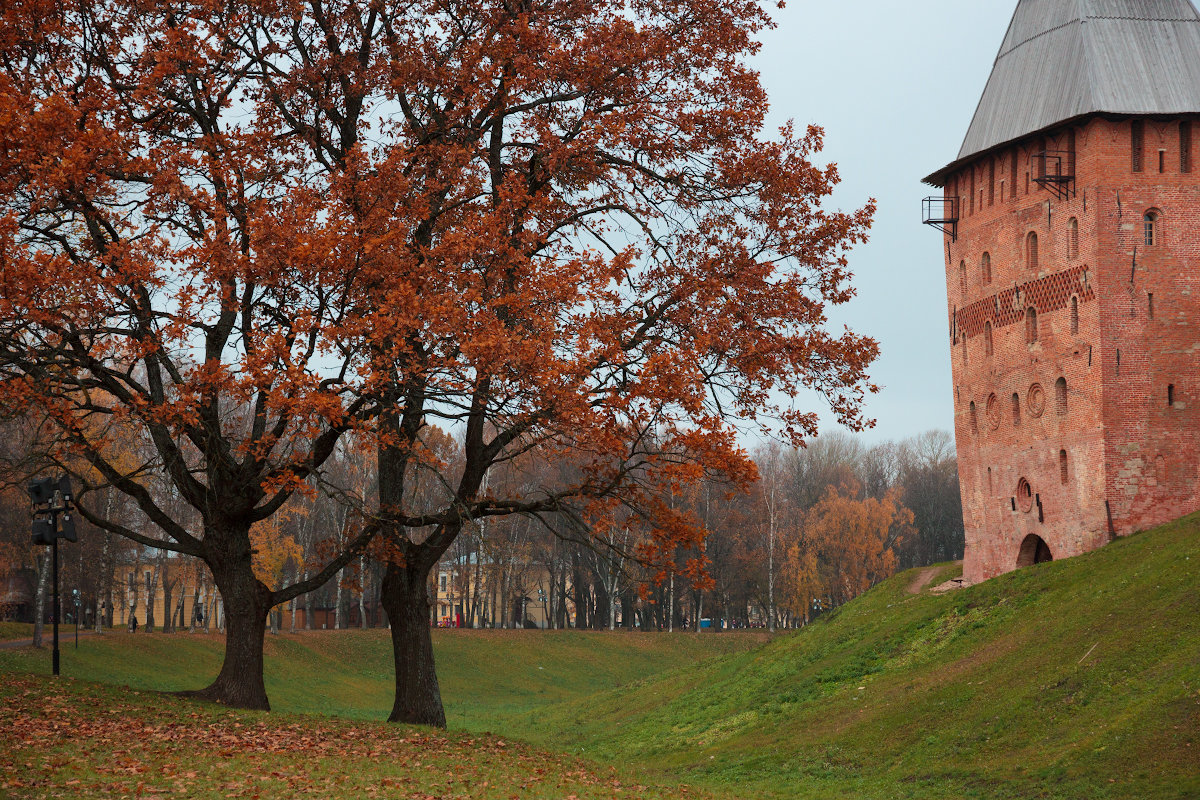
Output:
[748, 1, 1015, 445]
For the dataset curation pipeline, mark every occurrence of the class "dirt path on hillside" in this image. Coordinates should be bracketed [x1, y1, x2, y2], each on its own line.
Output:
[907, 566, 941, 594]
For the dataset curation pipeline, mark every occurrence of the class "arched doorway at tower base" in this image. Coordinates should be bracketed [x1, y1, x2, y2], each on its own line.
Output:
[1016, 534, 1053, 568]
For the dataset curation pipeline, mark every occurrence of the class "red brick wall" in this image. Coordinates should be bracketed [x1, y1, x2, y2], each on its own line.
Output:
[942, 116, 1200, 582]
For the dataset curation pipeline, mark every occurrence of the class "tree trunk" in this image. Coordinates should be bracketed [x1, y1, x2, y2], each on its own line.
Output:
[668, 571, 674, 633]
[162, 579, 173, 634]
[184, 558, 272, 711]
[358, 555, 368, 629]
[335, 566, 345, 629]
[32, 553, 48, 648]
[190, 580, 202, 633]
[303, 570, 313, 630]
[127, 561, 140, 632]
[97, 532, 111, 633]
[144, 565, 158, 632]
[380, 560, 446, 728]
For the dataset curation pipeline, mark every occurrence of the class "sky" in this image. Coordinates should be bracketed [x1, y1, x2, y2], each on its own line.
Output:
[747, 1, 1017, 446]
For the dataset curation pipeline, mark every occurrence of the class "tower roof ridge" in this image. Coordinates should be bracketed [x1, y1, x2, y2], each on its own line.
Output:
[925, 0, 1200, 186]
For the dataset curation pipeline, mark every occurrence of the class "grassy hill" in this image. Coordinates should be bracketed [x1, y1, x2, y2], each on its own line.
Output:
[518, 516, 1200, 799]
[0, 625, 764, 730]
[3, 514, 1199, 799]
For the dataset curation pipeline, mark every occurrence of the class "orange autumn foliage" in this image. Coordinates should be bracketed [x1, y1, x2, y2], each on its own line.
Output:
[787, 487, 914, 611]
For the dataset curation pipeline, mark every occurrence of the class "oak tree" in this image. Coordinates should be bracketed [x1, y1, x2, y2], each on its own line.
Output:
[0, 0, 382, 709]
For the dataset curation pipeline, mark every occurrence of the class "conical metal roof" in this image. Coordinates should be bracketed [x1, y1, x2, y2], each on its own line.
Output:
[926, 0, 1200, 185]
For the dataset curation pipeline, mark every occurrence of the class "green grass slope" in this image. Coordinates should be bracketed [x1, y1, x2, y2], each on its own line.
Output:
[522, 517, 1200, 800]
[0, 626, 764, 731]
[0, 673, 721, 800]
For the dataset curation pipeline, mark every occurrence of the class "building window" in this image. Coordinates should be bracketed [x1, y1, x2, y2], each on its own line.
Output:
[1144, 211, 1159, 246]
[970, 401, 978, 434]
[1070, 296, 1079, 334]
[1159, 150, 1167, 174]
[1027, 231, 1039, 271]
[1067, 218, 1079, 259]
[1059, 450, 1068, 484]
[988, 159, 996, 206]
[1132, 120, 1145, 173]
[1011, 392, 1021, 426]
[959, 260, 968, 296]
[1168, 384, 1176, 407]
[1148, 292, 1154, 320]
[985, 321, 994, 356]
[1183, 121, 1193, 174]
[1055, 377, 1068, 416]
[1026, 307, 1038, 344]
[981, 252, 992, 284]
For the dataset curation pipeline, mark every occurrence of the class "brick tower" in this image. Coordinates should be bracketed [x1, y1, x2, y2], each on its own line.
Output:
[923, 0, 1200, 583]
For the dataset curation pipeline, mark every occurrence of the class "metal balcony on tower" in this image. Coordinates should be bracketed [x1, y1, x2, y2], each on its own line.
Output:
[922, 196, 961, 242]
[1033, 150, 1075, 200]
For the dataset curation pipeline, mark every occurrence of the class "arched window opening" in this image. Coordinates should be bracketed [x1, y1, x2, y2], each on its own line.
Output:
[1059, 450, 1068, 484]
[959, 260, 968, 295]
[981, 252, 992, 285]
[1168, 384, 1175, 407]
[985, 322, 994, 356]
[1011, 392, 1021, 426]
[1016, 534, 1053, 567]
[1067, 218, 1079, 259]
[970, 401, 978, 434]
[988, 467, 993, 494]
[1027, 231, 1039, 271]
[1055, 377, 1068, 416]
[1026, 307, 1038, 344]
[1144, 211, 1159, 247]
[1070, 296, 1079, 334]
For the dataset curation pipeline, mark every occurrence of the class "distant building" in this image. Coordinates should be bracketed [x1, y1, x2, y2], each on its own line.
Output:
[433, 555, 569, 628]
[923, 0, 1200, 582]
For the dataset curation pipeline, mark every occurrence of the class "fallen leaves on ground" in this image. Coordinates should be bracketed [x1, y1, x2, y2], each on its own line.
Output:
[0, 676, 694, 799]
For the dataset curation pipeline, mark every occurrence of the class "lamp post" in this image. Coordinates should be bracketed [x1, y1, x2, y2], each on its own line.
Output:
[28, 476, 77, 677]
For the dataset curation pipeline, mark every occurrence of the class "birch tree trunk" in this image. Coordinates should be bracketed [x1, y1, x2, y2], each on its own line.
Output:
[334, 565, 345, 629]
[32, 554, 48, 648]
[358, 555, 368, 629]
[668, 570, 674, 633]
[303, 569, 313, 630]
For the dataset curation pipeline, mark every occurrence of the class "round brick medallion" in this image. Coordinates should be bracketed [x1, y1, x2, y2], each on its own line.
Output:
[1017, 478, 1034, 512]
[986, 393, 1001, 430]
[1027, 383, 1046, 417]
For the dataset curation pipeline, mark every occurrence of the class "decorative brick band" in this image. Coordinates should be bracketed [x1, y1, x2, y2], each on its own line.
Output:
[955, 264, 1096, 340]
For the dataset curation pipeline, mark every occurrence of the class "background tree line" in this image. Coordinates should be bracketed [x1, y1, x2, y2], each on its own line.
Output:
[2, 416, 962, 639]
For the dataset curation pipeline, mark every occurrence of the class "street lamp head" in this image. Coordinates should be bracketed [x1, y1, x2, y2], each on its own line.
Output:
[32, 517, 55, 545]
[27, 477, 55, 505]
[58, 513, 78, 543]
